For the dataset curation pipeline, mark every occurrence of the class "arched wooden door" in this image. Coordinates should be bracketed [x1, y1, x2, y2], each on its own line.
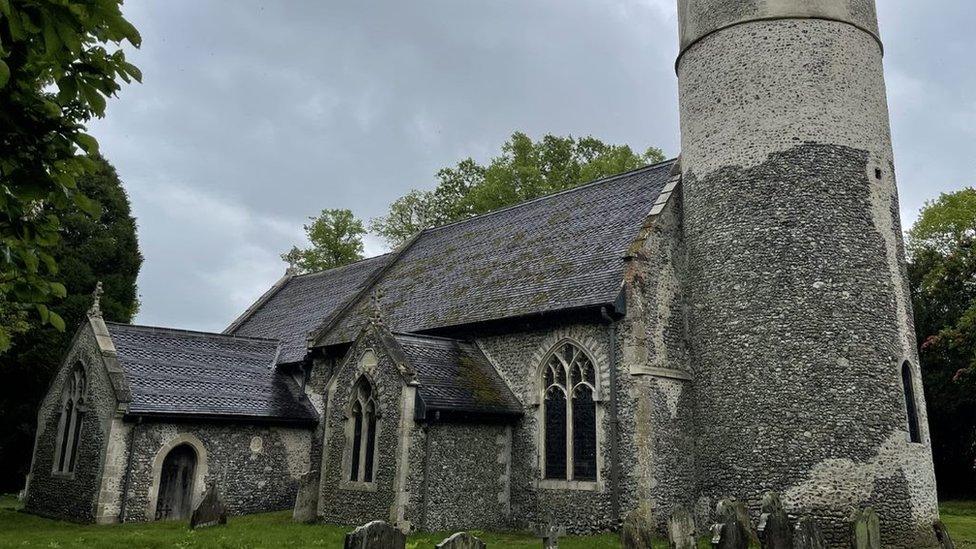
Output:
[155, 444, 197, 521]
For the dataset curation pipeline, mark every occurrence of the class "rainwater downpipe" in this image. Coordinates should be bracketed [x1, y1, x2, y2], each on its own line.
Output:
[601, 306, 622, 524]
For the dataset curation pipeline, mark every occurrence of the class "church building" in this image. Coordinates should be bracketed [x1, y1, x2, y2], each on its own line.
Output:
[23, 0, 942, 546]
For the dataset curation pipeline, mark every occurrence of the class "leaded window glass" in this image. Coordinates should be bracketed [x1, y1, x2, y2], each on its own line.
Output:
[55, 366, 86, 474]
[542, 342, 598, 482]
[348, 376, 378, 482]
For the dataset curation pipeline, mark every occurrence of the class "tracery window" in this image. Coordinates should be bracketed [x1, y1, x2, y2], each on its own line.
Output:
[902, 361, 921, 444]
[55, 366, 86, 474]
[349, 376, 378, 482]
[542, 342, 597, 481]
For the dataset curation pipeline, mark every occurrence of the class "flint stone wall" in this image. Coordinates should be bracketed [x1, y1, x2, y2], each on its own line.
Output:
[24, 325, 116, 522]
[120, 422, 311, 521]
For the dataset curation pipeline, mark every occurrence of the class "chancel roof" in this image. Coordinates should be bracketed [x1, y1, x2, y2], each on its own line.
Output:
[106, 323, 318, 424]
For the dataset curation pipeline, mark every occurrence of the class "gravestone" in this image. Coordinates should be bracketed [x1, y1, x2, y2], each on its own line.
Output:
[933, 520, 956, 549]
[343, 520, 406, 549]
[757, 492, 791, 549]
[531, 513, 566, 549]
[850, 507, 881, 549]
[436, 532, 487, 549]
[292, 470, 320, 523]
[793, 517, 827, 549]
[668, 506, 697, 549]
[189, 484, 227, 529]
[711, 499, 753, 549]
[621, 503, 654, 549]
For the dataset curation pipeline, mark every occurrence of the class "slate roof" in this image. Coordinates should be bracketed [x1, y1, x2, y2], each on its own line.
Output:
[227, 254, 393, 364]
[317, 160, 676, 345]
[393, 333, 522, 418]
[106, 323, 318, 424]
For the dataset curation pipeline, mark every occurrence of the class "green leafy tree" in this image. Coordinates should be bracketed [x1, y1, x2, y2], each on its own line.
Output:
[0, 0, 141, 351]
[0, 155, 141, 492]
[371, 132, 666, 247]
[282, 208, 366, 273]
[908, 187, 976, 498]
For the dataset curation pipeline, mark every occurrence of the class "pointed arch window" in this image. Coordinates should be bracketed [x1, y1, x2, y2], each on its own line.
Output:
[902, 361, 921, 444]
[54, 366, 86, 474]
[348, 376, 378, 483]
[543, 342, 597, 481]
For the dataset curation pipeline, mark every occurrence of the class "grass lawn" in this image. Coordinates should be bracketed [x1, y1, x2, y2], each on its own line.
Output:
[3, 494, 974, 548]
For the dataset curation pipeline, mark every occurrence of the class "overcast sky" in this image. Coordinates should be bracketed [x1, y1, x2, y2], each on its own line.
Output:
[88, 1, 976, 332]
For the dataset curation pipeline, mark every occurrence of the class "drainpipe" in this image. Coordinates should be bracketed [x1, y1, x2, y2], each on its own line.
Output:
[118, 416, 141, 523]
[601, 306, 622, 524]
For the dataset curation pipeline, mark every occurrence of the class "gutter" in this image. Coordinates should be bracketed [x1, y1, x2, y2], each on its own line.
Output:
[601, 306, 622, 524]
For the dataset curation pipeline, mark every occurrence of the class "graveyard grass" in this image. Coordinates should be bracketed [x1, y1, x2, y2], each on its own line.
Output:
[2, 495, 976, 548]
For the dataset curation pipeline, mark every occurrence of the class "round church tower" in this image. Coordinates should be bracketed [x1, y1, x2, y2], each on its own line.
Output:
[675, 0, 940, 545]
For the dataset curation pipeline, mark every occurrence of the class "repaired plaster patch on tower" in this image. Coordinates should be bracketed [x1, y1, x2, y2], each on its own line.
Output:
[278, 428, 312, 479]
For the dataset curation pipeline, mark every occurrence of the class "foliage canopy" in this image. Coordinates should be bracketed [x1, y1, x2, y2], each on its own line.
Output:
[0, 0, 141, 350]
[281, 208, 366, 274]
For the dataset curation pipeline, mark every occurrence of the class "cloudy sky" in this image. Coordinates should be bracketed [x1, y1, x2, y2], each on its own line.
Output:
[89, 1, 976, 332]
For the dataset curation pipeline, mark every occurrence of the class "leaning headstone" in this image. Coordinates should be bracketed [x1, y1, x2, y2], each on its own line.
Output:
[711, 499, 752, 549]
[343, 520, 406, 549]
[933, 520, 956, 549]
[292, 470, 320, 523]
[668, 506, 697, 549]
[793, 516, 827, 549]
[850, 507, 880, 549]
[757, 492, 791, 549]
[189, 484, 228, 529]
[621, 503, 654, 549]
[436, 532, 487, 549]
[531, 513, 566, 549]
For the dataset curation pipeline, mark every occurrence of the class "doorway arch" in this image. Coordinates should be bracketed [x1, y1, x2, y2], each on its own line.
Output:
[147, 434, 209, 521]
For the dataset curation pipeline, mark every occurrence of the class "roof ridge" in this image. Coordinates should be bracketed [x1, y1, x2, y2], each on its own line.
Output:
[291, 252, 394, 280]
[106, 322, 280, 343]
[392, 332, 467, 345]
[422, 158, 676, 235]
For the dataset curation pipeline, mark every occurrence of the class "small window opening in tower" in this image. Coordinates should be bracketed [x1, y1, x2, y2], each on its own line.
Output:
[875, 168, 883, 180]
[902, 361, 921, 443]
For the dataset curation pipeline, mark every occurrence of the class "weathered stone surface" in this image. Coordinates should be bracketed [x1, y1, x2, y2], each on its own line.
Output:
[292, 469, 319, 523]
[343, 520, 406, 549]
[794, 517, 827, 549]
[532, 513, 566, 549]
[435, 532, 487, 549]
[711, 499, 753, 549]
[621, 503, 654, 549]
[757, 492, 790, 549]
[189, 485, 227, 529]
[668, 506, 697, 549]
[933, 520, 955, 549]
[850, 507, 881, 549]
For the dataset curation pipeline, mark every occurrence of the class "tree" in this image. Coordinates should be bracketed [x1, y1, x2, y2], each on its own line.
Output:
[908, 187, 976, 498]
[281, 208, 366, 273]
[0, 155, 141, 492]
[0, 0, 142, 351]
[371, 132, 666, 247]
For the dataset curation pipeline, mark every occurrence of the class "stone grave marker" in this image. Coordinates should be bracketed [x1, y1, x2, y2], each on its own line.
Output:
[531, 513, 566, 549]
[934, 520, 956, 549]
[435, 532, 487, 549]
[667, 506, 697, 549]
[292, 469, 320, 523]
[793, 516, 827, 549]
[621, 503, 654, 549]
[711, 499, 752, 549]
[189, 484, 228, 529]
[344, 520, 406, 549]
[850, 507, 880, 549]
[757, 492, 790, 549]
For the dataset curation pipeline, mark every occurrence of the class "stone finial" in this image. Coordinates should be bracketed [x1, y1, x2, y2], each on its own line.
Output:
[667, 506, 697, 549]
[850, 507, 881, 549]
[286, 266, 300, 276]
[87, 281, 104, 318]
[531, 513, 566, 549]
[758, 492, 791, 549]
[368, 289, 386, 325]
